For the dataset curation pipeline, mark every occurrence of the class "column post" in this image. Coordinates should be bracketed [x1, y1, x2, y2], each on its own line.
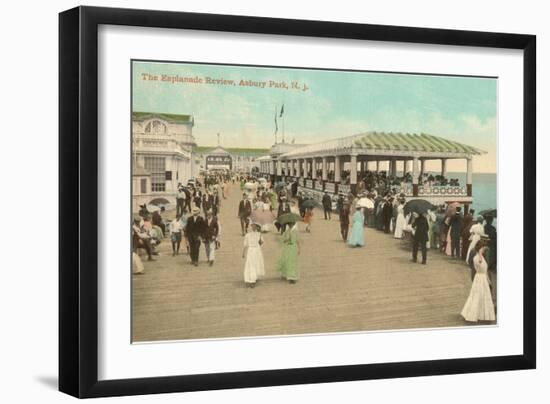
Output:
[412, 156, 419, 196]
[376, 159, 380, 172]
[350, 154, 358, 194]
[441, 158, 447, 178]
[322, 156, 328, 181]
[334, 155, 341, 183]
[466, 157, 473, 196]
[420, 158, 426, 177]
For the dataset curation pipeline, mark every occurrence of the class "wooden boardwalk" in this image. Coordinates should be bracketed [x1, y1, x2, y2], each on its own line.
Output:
[132, 183, 489, 342]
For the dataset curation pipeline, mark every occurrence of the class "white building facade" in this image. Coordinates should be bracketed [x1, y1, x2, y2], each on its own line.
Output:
[132, 112, 196, 211]
[195, 146, 267, 174]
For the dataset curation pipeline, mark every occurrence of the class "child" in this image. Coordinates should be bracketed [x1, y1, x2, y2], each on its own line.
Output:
[169, 214, 183, 256]
[304, 207, 313, 233]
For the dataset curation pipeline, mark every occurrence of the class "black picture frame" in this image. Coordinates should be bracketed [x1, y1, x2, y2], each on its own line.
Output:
[59, 6, 536, 398]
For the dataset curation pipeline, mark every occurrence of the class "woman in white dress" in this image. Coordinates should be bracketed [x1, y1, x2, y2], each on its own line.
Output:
[393, 201, 406, 239]
[242, 224, 265, 288]
[466, 217, 486, 263]
[461, 246, 496, 322]
[261, 197, 272, 232]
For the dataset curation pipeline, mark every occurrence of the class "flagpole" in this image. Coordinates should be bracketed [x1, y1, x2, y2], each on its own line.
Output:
[274, 106, 278, 144]
[282, 110, 285, 143]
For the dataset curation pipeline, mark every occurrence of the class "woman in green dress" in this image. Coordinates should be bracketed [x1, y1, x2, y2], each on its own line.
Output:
[276, 222, 300, 284]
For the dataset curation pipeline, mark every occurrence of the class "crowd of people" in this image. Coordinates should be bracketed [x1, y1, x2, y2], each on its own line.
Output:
[280, 167, 464, 191]
[133, 171, 496, 323]
[133, 178, 224, 270]
[324, 186, 497, 323]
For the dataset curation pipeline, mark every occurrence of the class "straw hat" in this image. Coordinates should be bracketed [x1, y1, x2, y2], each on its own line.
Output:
[192, 207, 200, 215]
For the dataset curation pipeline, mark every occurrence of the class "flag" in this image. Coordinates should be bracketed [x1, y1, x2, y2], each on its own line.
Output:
[274, 108, 278, 134]
[279, 104, 284, 117]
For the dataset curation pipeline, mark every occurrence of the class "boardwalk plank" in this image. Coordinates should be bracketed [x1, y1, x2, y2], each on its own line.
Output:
[132, 183, 493, 342]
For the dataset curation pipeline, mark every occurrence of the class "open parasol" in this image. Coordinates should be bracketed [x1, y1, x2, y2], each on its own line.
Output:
[357, 197, 374, 209]
[301, 199, 316, 209]
[149, 197, 170, 206]
[404, 199, 436, 216]
[479, 208, 497, 218]
[250, 210, 275, 225]
[145, 204, 161, 213]
[277, 212, 303, 225]
[274, 181, 287, 191]
[244, 182, 257, 191]
[446, 201, 461, 216]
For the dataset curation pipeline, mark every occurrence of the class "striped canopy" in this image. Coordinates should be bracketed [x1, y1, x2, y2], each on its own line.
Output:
[279, 131, 485, 158]
[353, 132, 484, 154]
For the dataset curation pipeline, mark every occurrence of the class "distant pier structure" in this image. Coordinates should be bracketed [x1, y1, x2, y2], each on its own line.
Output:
[196, 146, 269, 174]
[258, 132, 486, 212]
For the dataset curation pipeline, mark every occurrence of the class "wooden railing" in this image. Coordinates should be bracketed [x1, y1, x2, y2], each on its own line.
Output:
[396, 184, 467, 196]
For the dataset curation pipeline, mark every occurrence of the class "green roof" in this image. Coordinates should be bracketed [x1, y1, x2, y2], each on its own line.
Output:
[195, 146, 269, 156]
[132, 112, 193, 124]
[353, 132, 485, 154]
[281, 131, 486, 159]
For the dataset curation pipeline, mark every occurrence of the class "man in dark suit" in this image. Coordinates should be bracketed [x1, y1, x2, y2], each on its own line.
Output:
[186, 207, 205, 266]
[322, 192, 332, 220]
[461, 209, 475, 260]
[484, 215, 497, 270]
[336, 192, 344, 214]
[382, 197, 394, 233]
[449, 206, 464, 259]
[211, 191, 221, 217]
[484, 215, 497, 306]
[176, 185, 186, 216]
[291, 181, 298, 198]
[237, 193, 252, 236]
[411, 212, 429, 264]
[277, 196, 292, 234]
[193, 189, 202, 210]
[202, 193, 212, 215]
[339, 201, 350, 241]
[203, 210, 219, 266]
[297, 192, 305, 218]
[183, 186, 192, 213]
[151, 209, 165, 235]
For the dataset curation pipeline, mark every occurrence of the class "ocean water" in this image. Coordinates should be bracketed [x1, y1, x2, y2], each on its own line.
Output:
[443, 171, 497, 214]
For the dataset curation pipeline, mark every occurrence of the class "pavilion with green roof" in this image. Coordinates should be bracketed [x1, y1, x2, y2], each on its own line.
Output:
[258, 131, 486, 207]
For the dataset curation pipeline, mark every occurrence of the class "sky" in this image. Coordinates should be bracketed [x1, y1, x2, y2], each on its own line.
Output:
[133, 61, 497, 173]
